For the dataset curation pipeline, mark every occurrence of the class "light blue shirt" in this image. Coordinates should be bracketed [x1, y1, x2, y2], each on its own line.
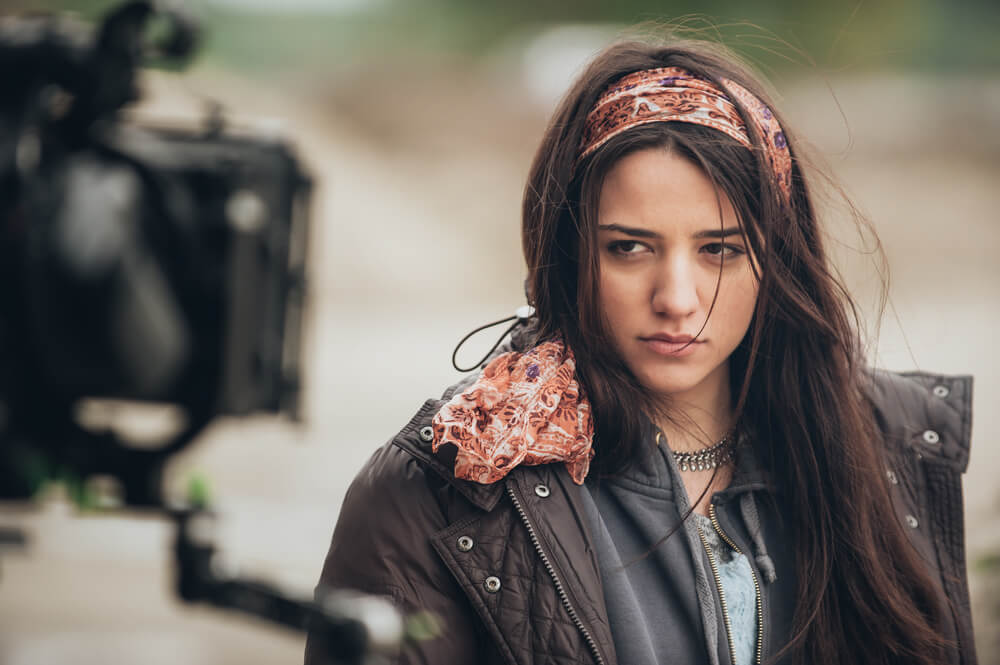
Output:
[694, 512, 759, 665]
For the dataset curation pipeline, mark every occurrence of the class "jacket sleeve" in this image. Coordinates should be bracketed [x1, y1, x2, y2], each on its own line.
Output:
[304, 441, 482, 665]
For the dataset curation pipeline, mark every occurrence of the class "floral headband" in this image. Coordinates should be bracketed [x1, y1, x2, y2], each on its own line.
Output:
[579, 66, 792, 204]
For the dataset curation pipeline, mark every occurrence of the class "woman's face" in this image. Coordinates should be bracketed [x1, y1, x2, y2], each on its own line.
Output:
[596, 146, 759, 408]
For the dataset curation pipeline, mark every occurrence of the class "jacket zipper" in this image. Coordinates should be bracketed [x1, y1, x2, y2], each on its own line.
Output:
[707, 503, 764, 665]
[505, 484, 607, 665]
[697, 521, 739, 664]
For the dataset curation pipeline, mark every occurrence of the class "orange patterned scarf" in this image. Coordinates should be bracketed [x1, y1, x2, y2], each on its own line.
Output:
[431, 340, 594, 485]
[580, 66, 792, 203]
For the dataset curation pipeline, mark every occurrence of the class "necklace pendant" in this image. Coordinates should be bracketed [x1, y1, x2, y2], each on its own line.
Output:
[668, 431, 735, 474]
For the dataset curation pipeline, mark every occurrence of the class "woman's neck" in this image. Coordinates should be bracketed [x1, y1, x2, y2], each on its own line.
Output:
[654, 369, 735, 452]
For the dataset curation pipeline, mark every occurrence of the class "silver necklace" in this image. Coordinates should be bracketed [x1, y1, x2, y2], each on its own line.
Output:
[656, 430, 736, 472]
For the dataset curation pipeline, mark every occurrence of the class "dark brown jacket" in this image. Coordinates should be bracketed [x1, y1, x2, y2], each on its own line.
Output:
[305, 369, 975, 665]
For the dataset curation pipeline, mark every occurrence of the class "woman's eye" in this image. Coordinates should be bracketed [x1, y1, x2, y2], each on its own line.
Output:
[702, 243, 746, 258]
[608, 240, 647, 256]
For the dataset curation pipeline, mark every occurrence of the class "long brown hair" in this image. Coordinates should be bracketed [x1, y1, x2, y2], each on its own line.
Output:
[521, 38, 950, 665]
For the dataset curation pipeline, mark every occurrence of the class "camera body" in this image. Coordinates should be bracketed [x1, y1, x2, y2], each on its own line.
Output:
[0, 2, 310, 505]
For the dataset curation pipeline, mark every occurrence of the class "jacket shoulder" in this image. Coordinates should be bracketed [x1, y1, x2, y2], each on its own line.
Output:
[320, 438, 447, 588]
[866, 369, 973, 472]
[307, 396, 490, 664]
[316, 385, 495, 594]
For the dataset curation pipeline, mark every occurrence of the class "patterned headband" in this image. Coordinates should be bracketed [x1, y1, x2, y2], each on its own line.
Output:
[579, 66, 792, 203]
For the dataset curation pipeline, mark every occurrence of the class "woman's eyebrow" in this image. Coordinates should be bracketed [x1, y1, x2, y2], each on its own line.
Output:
[597, 223, 660, 238]
[598, 223, 743, 240]
[694, 227, 742, 239]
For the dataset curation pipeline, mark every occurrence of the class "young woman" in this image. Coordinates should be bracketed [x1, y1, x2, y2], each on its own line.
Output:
[305, 38, 975, 665]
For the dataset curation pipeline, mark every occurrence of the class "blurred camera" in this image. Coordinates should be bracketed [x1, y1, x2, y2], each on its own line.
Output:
[0, 1, 311, 505]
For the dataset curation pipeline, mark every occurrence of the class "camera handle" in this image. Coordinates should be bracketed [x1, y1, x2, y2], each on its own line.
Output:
[0, 508, 400, 664]
[172, 506, 403, 665]
[0, 421, 403, 663]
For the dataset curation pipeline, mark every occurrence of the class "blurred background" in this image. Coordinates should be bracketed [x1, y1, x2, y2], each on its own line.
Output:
[0, 0, 997, 663]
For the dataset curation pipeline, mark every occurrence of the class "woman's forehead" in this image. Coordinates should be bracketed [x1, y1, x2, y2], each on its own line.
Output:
[596, 148, 739, 232]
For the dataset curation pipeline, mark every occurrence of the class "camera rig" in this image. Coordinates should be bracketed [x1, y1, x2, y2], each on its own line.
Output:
[0, 3, 401, 662]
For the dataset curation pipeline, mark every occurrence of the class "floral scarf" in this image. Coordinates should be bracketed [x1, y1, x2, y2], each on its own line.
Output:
[431, 340, 594, 485]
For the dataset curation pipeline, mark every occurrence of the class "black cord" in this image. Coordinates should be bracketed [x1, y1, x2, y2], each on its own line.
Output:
[451, 306, 535, 372]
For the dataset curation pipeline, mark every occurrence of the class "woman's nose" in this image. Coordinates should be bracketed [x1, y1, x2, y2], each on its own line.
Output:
[650, 257, 700, 318]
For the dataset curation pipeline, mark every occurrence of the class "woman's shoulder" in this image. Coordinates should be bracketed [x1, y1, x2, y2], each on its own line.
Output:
[865, 368, 973, 472]
[344, 367, 512, 518]
[343, 398, 452, 510]
[328, 389, 475, 566]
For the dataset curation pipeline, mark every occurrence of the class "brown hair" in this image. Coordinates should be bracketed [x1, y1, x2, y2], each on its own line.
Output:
[521, 38, 950, 664]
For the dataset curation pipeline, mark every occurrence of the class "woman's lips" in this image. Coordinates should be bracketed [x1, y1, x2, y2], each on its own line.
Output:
[640, 337, 703, 357]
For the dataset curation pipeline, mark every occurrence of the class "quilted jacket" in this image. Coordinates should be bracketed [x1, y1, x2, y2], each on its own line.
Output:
[304, 368, 975, 665]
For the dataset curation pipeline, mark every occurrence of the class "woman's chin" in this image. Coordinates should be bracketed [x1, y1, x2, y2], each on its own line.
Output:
[632, 360, 729, 403]
[637, 373, 706, 400]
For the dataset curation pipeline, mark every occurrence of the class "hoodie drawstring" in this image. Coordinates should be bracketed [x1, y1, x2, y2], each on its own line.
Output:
[739, 492, 777, 583]
[450, 305, 535, 372]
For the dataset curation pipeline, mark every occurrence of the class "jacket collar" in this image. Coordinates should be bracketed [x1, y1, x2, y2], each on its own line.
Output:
[392, 398, 508, 512]
[395, 396, 776, 512]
